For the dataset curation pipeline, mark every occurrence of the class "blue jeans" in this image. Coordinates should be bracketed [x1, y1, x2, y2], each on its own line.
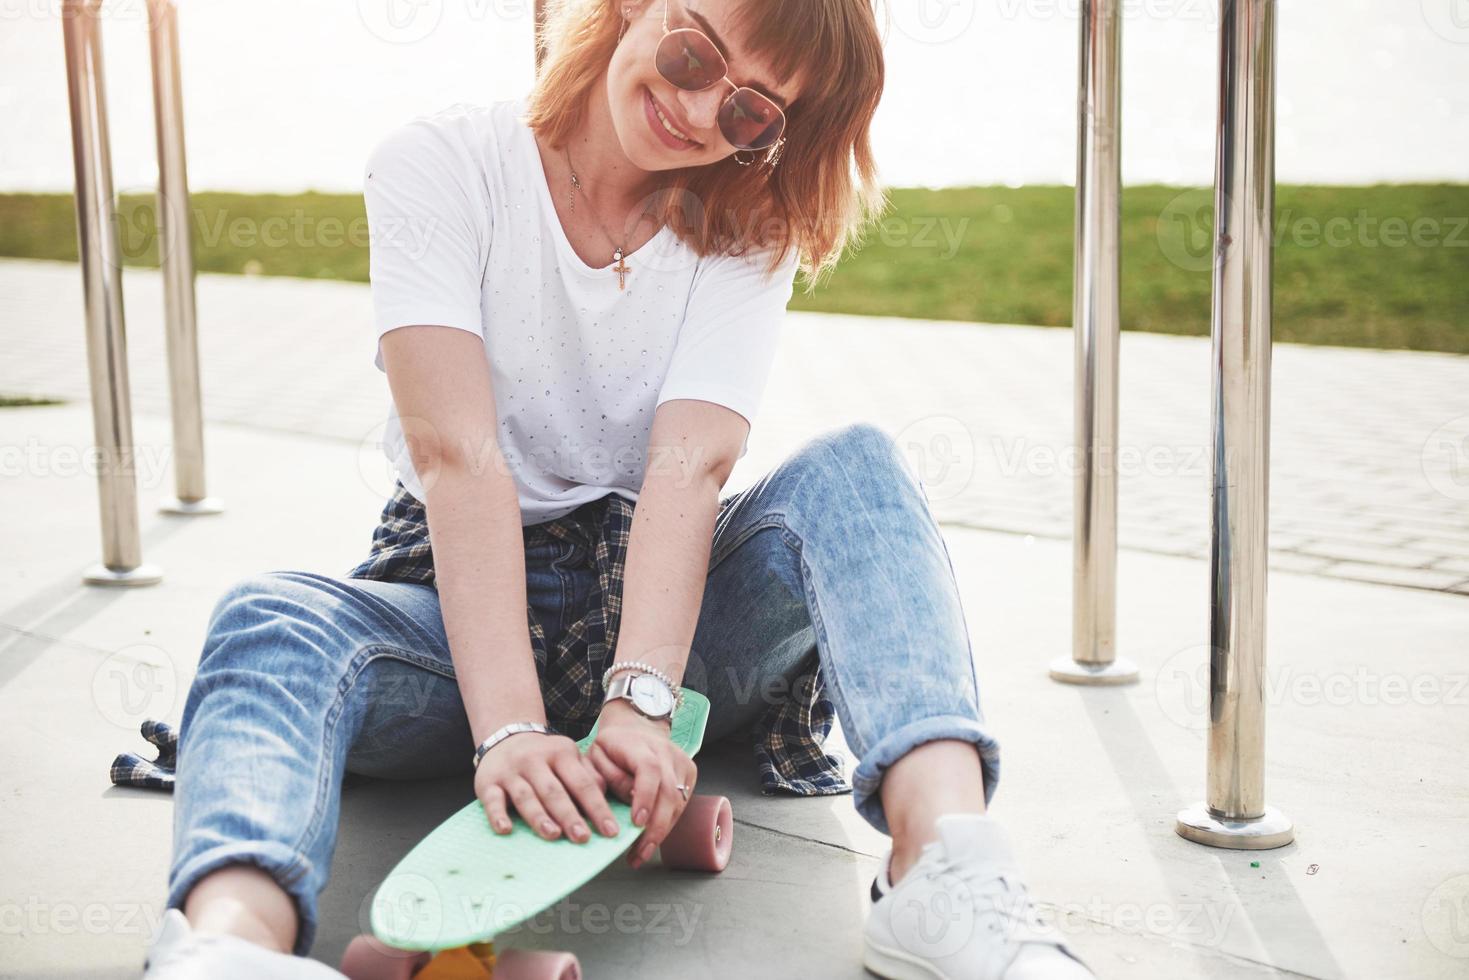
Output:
[167, 423, 1001, 957]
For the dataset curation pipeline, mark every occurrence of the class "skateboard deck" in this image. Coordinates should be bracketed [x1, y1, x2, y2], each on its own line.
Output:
[367, 689, 711, 953]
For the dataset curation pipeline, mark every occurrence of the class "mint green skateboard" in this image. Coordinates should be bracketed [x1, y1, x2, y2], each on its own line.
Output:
[340, 689, 733, 980]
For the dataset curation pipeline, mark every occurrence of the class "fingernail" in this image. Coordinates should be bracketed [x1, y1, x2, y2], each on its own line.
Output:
[634, 807, 648, 827]
[541, 819, 559, 837]
[572, 823, 588, 841]
[497, 819, 511, 833]
[602, 819, 619, 836]
[640, 842, 656, 862]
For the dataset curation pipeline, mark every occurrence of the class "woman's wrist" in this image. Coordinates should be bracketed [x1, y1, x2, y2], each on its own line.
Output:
[472, 721, 555, 769]
[599, 696, 672, 730]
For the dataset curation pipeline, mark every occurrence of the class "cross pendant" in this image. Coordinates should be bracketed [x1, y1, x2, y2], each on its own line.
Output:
[612, 248, 630, 290]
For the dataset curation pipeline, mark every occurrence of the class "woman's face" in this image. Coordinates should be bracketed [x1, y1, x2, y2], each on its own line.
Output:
[605, 0, 800, 172]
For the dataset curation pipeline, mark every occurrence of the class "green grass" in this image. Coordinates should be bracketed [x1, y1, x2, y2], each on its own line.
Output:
[2, 184, 1465, 353]
[0, 395, 65, 407]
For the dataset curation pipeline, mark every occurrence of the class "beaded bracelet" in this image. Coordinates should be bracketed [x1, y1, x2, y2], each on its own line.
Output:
[601, 660, 684, 711]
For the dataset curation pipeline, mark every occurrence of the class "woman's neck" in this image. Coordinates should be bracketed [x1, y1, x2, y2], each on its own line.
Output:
[548, 76, 662, 213]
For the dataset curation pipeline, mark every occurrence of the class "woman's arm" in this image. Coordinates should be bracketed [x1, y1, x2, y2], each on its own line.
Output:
[586, 397, 747, 869]
[379, 325, 618, 844]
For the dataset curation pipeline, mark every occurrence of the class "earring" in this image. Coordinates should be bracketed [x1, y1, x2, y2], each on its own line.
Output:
[732, 138, 785, 170]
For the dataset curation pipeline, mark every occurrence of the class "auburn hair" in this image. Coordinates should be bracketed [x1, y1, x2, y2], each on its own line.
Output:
[525, 0, 887, 287]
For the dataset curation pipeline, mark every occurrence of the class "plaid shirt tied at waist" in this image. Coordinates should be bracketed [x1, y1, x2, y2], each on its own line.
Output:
[342, 480, 851, 799]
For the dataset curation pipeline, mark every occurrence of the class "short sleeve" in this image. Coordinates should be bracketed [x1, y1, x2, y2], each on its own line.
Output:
[655, 246, 798, 455]
[362, 115, 490, 372]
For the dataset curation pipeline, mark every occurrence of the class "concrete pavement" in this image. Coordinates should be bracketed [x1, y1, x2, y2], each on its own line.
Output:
[2, 257, 1467, 595]
[2, 259, 1469, 979]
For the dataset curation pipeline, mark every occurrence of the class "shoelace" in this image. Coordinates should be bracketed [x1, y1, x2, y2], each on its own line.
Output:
[921, 858, 1062, 948]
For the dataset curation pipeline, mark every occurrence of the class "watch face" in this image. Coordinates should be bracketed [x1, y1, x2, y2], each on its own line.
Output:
[630, 676, 674, 717]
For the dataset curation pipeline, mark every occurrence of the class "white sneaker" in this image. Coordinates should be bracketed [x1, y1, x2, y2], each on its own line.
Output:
[864, 814, 1095, 980]
[142, 908, 349, 980]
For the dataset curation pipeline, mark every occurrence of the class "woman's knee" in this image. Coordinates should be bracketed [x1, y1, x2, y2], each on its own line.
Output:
[786, 422, 924, 510]
[825, 420, 913, 475]
[196, 570, 361, 684]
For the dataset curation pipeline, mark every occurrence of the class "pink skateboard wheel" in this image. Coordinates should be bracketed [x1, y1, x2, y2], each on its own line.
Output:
[493, 949, 582, 980]
[658, 794, 733, 872]
[339, 934, 432, 980]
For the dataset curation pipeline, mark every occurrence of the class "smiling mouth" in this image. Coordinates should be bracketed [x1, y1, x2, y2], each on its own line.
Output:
[645, 87, 700, 147]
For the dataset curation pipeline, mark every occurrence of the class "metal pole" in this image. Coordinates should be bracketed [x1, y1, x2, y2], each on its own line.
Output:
[147, 0, 223, 516]
[1051, 0, 1137, 685]
[1176, 0, 1292, 849]
[62, 0, 162, 587]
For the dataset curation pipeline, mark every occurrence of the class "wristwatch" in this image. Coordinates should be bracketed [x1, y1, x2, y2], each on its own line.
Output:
[603, 671, 676, 722]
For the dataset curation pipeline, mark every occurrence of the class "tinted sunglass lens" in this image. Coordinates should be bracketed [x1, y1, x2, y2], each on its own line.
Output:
[656, 29, 727, 90]
[719, 90, 783, 150]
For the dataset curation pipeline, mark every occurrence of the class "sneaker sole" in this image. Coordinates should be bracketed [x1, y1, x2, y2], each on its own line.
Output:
[862, 936, 950, 980]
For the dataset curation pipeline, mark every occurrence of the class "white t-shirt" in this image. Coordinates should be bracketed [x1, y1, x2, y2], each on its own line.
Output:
[362, 97, 799, 526]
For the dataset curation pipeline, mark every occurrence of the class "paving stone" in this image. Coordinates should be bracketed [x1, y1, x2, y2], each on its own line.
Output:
[4, 257, 1467, 598]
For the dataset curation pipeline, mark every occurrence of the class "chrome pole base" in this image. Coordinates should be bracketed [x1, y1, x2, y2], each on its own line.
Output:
[83, 561, 163, 587]
[1175, 801, 1294, 849]
[158, 495, 226, 516]
[1048, 655, 1140, 686]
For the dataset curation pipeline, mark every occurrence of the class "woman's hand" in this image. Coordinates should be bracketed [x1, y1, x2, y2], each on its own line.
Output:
[586, 699, 697, 870]
[474, 730, 621, 843]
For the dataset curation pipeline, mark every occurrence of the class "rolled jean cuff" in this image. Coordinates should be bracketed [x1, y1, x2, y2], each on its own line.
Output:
[166, 841, 319, 957]
[850, 714, 1002, 836]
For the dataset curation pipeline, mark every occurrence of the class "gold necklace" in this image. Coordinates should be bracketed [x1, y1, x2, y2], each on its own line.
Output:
[564, 145, 648, 291]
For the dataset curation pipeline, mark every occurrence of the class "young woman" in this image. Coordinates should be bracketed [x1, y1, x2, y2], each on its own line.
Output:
[143, 2, 1095, 978]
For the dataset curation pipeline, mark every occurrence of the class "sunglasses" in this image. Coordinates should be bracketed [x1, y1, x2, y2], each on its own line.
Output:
[651, 0, 787, 152]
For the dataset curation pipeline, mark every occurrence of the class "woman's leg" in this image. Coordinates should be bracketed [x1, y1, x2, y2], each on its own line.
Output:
[167, 569, 483, 957]
[690, 421, 999, 882]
